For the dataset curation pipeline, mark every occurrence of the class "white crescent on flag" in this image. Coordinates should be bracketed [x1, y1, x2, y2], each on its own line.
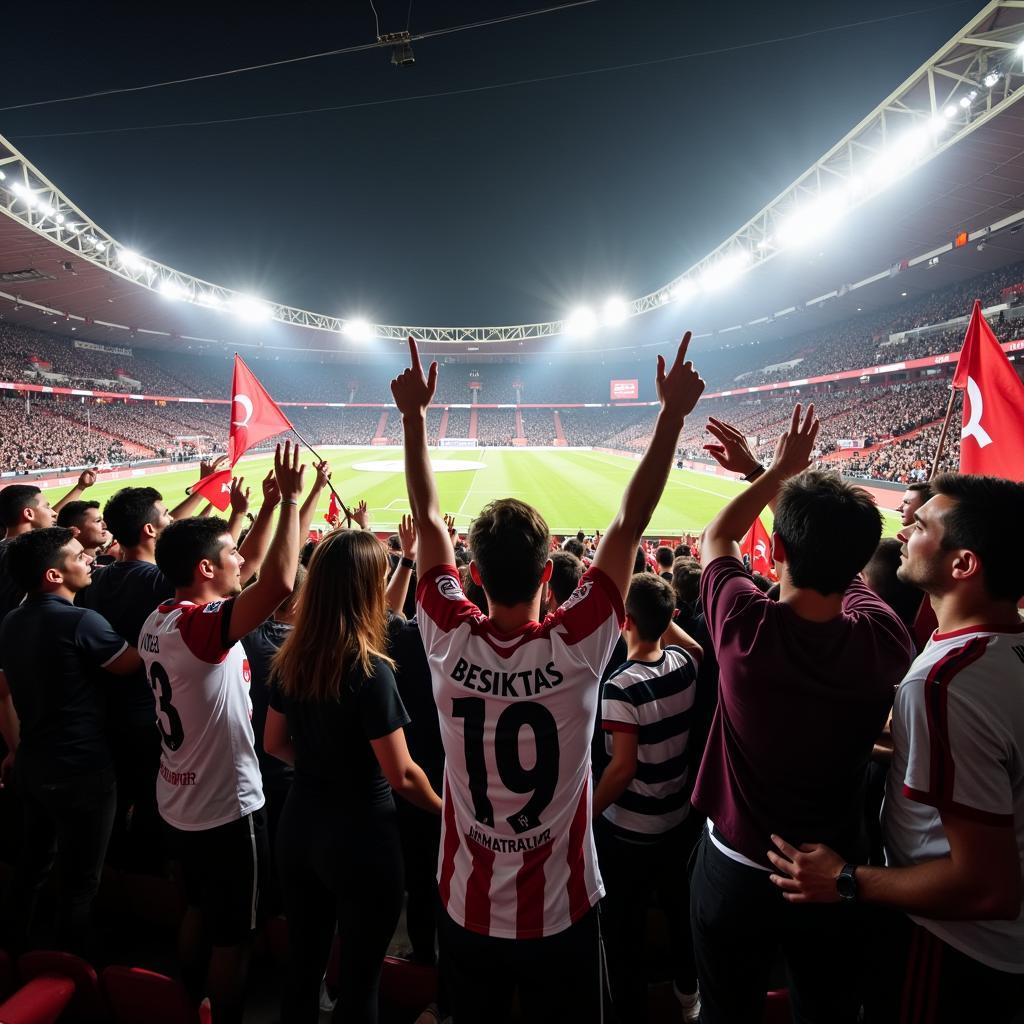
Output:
[232, 393, 253, 428]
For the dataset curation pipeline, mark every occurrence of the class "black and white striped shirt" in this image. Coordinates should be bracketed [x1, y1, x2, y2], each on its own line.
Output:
[601, 645, 698, 837]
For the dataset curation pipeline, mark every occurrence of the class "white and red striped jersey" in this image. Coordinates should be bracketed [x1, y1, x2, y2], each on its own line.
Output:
[416, 563, 624, 939]
[884, 622, 1024, 973]
[138, 598, 264, 832]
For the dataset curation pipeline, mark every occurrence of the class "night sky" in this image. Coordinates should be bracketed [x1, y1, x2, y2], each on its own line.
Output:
[2, 0, 978, 328]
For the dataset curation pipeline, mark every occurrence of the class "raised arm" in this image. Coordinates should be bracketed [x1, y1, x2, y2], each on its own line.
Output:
[700, 404, 819, 565]
[227, 442, 305, 644]
[593, 332, 705, 597]
[298, 459, 331, 541]
[53, 468, 97, 514]
[237, 471, 281, 586]
[391, 336, 454, 575]
[225, 476, 251, 542]
[170, 455, 228, 520]
[385, 514, 417, 616]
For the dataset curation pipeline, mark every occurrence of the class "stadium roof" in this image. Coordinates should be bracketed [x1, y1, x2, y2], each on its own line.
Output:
[4, 0, 1024, 360]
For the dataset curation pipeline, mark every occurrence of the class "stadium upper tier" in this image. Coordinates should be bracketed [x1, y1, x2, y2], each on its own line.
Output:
[2, 257, 1023, 405]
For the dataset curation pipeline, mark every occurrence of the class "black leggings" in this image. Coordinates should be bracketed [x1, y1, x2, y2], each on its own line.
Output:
[276, 787, 404, 1024]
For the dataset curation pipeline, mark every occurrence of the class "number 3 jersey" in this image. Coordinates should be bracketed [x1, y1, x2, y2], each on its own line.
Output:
[417, 563, 624, 939]
[138, 598, 265, 832]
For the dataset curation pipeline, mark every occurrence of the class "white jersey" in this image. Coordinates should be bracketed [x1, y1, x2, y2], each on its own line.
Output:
[883, 622, 1024, 973]
[138, 598, 265, 832]
[417, 563, 624, 940]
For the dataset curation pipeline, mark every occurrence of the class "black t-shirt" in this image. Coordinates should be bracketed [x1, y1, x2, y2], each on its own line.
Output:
[0, 539, 25, 622]
[76, 559, 174, 729]
[242, 619, 295, 789]
[387, 614, 444, 793]
[269, 656, 409, 812]
[0, 593, 128, 781]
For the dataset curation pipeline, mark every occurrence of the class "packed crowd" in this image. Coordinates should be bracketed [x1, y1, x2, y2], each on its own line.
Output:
[1, 338, 1021, 1024]
[3, 256, 1023, 413]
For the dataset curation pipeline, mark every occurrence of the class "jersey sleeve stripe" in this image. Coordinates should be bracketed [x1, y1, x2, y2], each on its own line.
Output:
[99, 640, 129, 668]
[923, 636, 989, 805]
[902, 784, 1015, 826]
[602, 720, 639, 734]
[463, 833, 496, 935]
[515, 840, 554, 940]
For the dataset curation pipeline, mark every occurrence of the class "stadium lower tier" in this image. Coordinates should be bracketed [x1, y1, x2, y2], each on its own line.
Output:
[2, 375, 959, 484]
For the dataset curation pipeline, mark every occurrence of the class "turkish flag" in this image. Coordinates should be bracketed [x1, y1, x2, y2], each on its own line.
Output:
[190, 469, 233, 511]
[951, 301, 1024, 481]
[227, 355, 294, 466]
[740, 515, 777, 580]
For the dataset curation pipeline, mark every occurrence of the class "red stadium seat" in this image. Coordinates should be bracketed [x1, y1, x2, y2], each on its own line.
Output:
[0, 976, 75, 1024]
[101, 966, 200, 1024]
[762, 988, 791, 1024]
[380, 957, 438, 1012]
[16, 953, 103, 1022]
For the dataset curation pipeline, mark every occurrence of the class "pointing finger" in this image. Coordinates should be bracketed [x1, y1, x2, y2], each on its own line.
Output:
[408, 335, 422, 373]
[673, 330, 692, 369]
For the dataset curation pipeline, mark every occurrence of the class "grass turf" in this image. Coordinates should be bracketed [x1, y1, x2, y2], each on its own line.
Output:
[44, 447, 903, 538]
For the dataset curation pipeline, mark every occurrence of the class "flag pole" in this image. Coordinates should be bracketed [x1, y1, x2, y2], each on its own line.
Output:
[928, 384, 959, 481]
[289, 426, 355, 521]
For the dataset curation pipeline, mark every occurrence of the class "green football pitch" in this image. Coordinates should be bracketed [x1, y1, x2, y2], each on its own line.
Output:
[43, 447, 902, 538]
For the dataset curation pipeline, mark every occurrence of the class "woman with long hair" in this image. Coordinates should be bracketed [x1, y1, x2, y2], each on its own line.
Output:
[264, 529, 441, 1024]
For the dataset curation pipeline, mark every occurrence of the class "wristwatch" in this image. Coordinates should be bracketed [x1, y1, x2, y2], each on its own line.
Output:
[836, 864, 859, 902]
[400, 556, 415, 570]
[743, 464, 766, 482]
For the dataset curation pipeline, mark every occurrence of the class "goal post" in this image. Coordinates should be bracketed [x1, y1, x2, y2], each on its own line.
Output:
[439, 437, 479, 448]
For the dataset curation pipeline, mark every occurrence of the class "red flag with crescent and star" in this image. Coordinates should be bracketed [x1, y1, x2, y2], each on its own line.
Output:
[190, 469, 234, 511]
[740, 515, 776, 580]
[227, 354, 294, 466]
[951, 301, 1024, 481]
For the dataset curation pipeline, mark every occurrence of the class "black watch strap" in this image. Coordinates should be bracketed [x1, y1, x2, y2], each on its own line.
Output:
[743, 464, 766, 483]
[400, 556, 415, 569]
[836, 863, 859, 902]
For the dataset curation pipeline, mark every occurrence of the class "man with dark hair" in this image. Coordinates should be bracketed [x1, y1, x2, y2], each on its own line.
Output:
[655, 545, 674, 580]
[545, 550, 585, 613]
[691, 407, 915, 1023]
[897, 480, 932, 528]
[768, 473, 1024, 1023]
[861, 538, 924, 632]
[137, 443, 304, 1024]
[594, 573, 704, 1022]
[56, 500, 110, 561]
[562, 537, 586, 560]
[0, 527, 140, 955]
[392, 333, 704, 1022]
[674, 543, 692, 558]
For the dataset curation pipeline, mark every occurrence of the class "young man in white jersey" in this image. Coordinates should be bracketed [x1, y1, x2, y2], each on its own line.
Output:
[138, 442, 305, 1024]
[766, 473, 1024, 1023]
[391, 334, 705, 1024]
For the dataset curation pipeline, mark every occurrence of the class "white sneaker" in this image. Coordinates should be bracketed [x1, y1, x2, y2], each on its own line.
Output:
[319, 977, 338, 1014]
[673, 983, 700, 1023]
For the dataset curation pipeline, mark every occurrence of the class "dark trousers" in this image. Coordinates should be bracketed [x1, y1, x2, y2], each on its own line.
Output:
[277, 788, 404, 1024]
[597, 816, 699, 1023]
[690, 830, 865, 1024]
[5, 764, 116, 957]
[438, 904, 606, 1024]
[397, 801, 442, 964]
[107, 722, 161, 872]
[863, 908, 1024, 1024]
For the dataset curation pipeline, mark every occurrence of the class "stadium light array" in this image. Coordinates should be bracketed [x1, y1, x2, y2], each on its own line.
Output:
[160, 279, 187, 301]
[197, 290, 223, 309]
[699, 250, 751, 291]
[232, 295, 272, 322]
[564, 306, 597, 337]
[670, 279, 698, 303]
[119, 249, 146, 272]
[342, 318, 373, 342]
[601, 296, 629, 326]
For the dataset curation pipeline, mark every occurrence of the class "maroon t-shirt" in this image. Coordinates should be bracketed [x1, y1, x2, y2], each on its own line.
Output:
[692, 555, 914, 867]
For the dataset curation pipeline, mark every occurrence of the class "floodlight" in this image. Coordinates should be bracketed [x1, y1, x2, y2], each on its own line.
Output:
[670, 279, 698, 302]
[119, 250, 145, 272]
[564, 306, 597, 337]
[95, 240, 107, 252]
[160, 279, 186, 301]
[777, 193, 847, 247]
[54, 213, 64, 224]
[197, 291, 223, 308]
[232, 295, 272, 321]
[943, 104, 957, 118]
[0, 170, 5, 181]
[984, 72, 1001, 88]
[699, 250, 751, 291]
[342, 318, 372, 342]
[602, 296, 629, 326]
[928, 115, 947, 133]
[959, 95, 972, 109]
[37, 202, 56, 218]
